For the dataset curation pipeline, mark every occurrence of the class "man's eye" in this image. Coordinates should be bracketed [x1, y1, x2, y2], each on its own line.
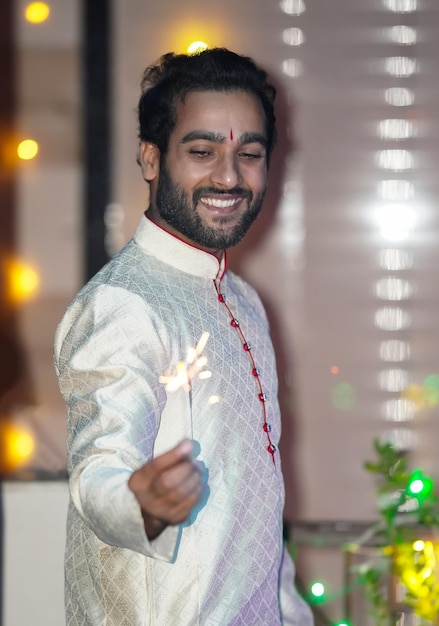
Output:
[189, 150, 212, 158]
[240, 152, 263, 160]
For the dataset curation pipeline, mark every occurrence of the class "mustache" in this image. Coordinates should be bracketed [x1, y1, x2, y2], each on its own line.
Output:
[193, 186, 252, 203]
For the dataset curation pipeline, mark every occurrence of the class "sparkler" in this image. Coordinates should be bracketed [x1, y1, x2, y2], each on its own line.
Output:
[159, 332, 218, 440]
[159, 332, 211, 392]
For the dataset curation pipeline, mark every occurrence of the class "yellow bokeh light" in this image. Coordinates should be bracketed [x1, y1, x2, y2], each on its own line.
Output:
[25, 2, 50, 23]
[0, 421, 35, 474]
[6, 258, 40, 303]
[17, 138, 39, 160]
[413, 540, 425, 552]
[187, 41, 209, 54]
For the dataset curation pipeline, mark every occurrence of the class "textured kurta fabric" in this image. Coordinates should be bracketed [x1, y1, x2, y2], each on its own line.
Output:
[54, 216, 313, 626]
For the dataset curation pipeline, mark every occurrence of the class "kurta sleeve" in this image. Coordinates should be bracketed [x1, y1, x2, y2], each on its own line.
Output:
[279, 544, 314, 625]
[54, 284, 180, 562]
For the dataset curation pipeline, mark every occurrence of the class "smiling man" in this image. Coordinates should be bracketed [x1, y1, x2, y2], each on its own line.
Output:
[54, 48, 313, 625]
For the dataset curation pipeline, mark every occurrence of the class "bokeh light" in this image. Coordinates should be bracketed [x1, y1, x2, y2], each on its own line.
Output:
[310, 581, 325, 598]
[384, 56, 417, 77]
[282, 27, 305, 46]
[17, 138, 39, 160]
[25, 2, 50, 24]
[280, 0, 306, 15]
[0, 420, 35, 475]
[5, 258, 40, 303]
[331, 382, 356, 410]
[378, 118, 415, 141]
[388, 25, 417, 45]
[402, 375, 439, 409]
[384, 0, 417, 13]
[379, 248, 413, 270]
[375, 307, 411, 331]
[376, 204, 416, 241]
[378, 179, 414, 201]
[282, 58, 303, 78]
[187, 41, 208, 54]
[413, 540, 425, 552]
[385, 87, 414, 106]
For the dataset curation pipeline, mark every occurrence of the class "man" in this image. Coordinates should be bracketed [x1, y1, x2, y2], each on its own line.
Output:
[54, 48, 313, 625]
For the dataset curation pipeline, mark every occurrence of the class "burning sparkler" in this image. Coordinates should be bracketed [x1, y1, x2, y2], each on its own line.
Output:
[159, 332, 211, 392]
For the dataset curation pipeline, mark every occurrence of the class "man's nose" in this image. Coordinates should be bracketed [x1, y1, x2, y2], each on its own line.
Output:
[210, 154, 242, 189]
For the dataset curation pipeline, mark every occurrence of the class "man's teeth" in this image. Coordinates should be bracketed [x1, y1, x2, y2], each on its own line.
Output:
[202, 197, 240, 208]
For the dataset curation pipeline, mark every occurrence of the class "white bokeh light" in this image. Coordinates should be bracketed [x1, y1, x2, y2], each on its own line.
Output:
[378, 119, 415, 141]
[384, 0, 417, 12]
[385, 56, 417, 77]
[282, 58, 303, 77]
[280, 0, 306, 15]
[385, 87, 414, 106]
[376, 204, 415, 241]
[375, 277, 413, 300]
[378, 180, 414, 201]
[283, 27, 305, 46]
[375, 307, 411, 331]
[381, 429, 417, 450]
[379, 369, 409, 392]
[382, 398, 417, 422]
[379, 249, 413, 270]
[380, 339, 411, 362]
[376, 149, 414, 171]
[388, 25, 417, 45]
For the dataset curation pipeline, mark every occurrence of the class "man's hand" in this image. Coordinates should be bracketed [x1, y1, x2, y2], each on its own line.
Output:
[128, 439, 204, 540]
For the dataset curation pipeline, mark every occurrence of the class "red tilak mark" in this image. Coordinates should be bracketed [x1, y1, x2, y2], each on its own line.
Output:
[230, 128, 233, 141]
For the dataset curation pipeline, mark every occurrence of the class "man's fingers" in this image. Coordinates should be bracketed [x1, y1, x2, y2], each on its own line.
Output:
[128, 439, 205, 534]
[146, 439, 195, 475]
[128, 439, 201, 503]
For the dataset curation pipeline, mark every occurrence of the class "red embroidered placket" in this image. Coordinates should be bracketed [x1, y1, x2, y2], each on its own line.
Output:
[214, 279, 277, 466]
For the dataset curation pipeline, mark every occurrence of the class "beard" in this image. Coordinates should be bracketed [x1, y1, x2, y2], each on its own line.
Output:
[154, 159, 265, 250]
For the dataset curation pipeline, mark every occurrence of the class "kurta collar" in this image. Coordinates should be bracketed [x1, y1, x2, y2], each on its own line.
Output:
[133, 215, 226, 280]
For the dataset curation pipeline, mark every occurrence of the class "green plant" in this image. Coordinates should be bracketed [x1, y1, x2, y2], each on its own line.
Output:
[350, 440, 439, 624]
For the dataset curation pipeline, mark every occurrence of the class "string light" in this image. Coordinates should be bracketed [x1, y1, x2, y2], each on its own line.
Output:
[310, 581, 325, 600]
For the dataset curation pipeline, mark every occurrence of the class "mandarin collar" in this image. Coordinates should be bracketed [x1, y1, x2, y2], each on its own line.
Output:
[133, 215, 226, 280]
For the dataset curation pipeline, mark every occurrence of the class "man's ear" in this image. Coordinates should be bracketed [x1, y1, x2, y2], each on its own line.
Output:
[138, 142, 160, 182]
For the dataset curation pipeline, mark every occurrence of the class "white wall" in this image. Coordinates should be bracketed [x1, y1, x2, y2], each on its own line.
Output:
[3, 481, 68, 626]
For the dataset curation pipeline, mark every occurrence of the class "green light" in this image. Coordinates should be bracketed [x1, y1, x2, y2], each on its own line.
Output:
[331, 382, 356, 410]
[310, 581, 325, 597]
[423, 374, 439, 406]
[406, 469, 434, 502]
[335, 622, 350, 626]
[410, 479, 423, 494]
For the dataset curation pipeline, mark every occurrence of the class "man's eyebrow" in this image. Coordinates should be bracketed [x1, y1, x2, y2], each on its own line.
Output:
[181, 131, 226, 144]
[180, 130, 267, 148]
[238, 132, 267, 148]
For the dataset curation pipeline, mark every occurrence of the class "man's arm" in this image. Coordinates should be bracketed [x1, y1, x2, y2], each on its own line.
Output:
[55, 285, 196, 561]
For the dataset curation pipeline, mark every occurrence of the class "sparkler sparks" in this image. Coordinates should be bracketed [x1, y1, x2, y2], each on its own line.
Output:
[159, 332, 211, 392]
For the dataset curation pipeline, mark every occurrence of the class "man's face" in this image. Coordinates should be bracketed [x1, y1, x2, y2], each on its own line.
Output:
[146, 90, 268, 255]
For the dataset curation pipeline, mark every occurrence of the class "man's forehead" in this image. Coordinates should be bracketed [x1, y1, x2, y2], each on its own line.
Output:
[173, 89, 266, 132]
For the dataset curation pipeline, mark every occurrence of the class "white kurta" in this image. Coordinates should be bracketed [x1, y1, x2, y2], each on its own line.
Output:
[54, 216, 313, 626]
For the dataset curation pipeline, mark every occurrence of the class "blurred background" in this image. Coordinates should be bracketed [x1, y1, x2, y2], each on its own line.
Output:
[2, 0, 439, 624]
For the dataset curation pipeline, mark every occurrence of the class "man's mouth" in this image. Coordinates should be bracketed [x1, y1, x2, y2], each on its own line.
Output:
[201, 196, 243, 210]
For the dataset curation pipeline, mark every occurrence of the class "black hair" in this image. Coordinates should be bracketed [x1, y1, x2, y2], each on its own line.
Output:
[137, 48, 277, 163]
